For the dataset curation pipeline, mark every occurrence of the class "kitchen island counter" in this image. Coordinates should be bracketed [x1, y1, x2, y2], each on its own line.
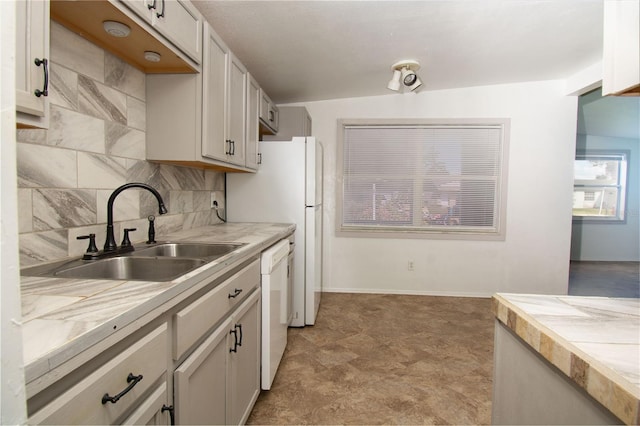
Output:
[20, 222, 295, 395]
[492, 293, 639, 425]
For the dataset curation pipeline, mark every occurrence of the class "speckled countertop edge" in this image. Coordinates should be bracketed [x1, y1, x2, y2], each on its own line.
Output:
[20, 222, 295, 394]
[492, 293, 640, 425]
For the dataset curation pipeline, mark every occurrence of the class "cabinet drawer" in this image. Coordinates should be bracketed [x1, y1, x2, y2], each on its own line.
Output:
[173, 259, 260, 360]
[29, 324, 168, 425]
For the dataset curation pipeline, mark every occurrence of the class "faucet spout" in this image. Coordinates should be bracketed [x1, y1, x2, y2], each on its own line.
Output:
[104, 183, 167, 252]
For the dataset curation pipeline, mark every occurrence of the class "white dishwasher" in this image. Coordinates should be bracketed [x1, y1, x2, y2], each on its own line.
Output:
[261, 239, 291, 390]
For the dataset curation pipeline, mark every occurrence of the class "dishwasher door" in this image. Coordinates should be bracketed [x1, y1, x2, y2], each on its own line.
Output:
[260, 239, 290, 390]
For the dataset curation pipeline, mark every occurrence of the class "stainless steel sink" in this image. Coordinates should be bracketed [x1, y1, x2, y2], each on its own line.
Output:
[135, 242, 244, 261]
[45, 257, 206, 282]
[21, 242, 245, 282]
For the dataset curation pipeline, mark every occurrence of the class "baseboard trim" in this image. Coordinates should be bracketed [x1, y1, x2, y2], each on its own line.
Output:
[321, 287, 493, 298]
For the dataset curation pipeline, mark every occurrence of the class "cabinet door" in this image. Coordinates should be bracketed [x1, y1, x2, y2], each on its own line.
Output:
[119, 0, 154, 25]
[602, 0, 640, 95]
[228, 290, 261, 425]
[16, 0, 49, 128]
[259, 90, 278, 132]
[121, 381, 170, 425]
[227, 52, 247, 166]
[201, 23, 228, 162]
[174, 317, 230, 425]
[245, 74, 260, 170]
[153, 0, 203, 65]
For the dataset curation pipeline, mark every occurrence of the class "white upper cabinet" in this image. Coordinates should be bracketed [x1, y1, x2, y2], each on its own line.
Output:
[259, 89, 279, 133]
[245, 74, 261, 170]
[201, 24, 229, 162]
[119, 0, 203, 65]
[147, 22, 255, 172]
[202, 24, 247, 167]
[602, 0, 640, 96]
[226, 52, 247, 166]
[16, 0, 50, 129]
[263, 106, 312, 141]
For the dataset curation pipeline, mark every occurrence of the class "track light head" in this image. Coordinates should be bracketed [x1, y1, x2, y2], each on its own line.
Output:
[388, 60, 422, 93]
[387, 69, 401, 91]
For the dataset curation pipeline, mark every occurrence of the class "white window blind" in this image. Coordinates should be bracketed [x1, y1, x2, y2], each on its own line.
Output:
[337, 120, 509, 239]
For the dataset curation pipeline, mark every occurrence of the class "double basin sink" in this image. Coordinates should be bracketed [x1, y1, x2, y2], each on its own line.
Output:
[22, 242, 245, 282]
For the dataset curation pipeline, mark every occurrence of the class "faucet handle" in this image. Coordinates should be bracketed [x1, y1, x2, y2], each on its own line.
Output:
[121, 228, 137, 248]
[77, 234, 99, 253]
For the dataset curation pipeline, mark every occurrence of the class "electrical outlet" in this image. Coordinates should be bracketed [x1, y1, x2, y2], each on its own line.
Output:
[408, 260, 414, 271]
[210, 191, 225, 211]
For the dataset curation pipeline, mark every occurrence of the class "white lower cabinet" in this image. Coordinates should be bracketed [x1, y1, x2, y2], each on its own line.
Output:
[174, 317, 230, 425]
[228, 290, 261, 425]
[174, 289, 261, 425]
[27, 256, 265, 425]
[28, 324, 169, 425]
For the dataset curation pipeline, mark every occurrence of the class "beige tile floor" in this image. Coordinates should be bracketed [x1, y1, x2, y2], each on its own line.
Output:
[248, 293, 494, 425]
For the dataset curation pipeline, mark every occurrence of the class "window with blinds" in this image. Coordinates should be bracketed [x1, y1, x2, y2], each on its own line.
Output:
[336, 119, 510, 239]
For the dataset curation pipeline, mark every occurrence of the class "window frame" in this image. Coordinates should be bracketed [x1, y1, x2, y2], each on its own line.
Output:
[572, 150, 629, 224]
[335, 118, 510, 240]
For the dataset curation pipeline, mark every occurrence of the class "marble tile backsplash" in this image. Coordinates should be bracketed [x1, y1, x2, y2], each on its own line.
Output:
[17, 22, 225, 267]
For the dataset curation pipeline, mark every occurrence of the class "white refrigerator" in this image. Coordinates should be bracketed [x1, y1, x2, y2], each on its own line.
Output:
[227, 137, 323, 327]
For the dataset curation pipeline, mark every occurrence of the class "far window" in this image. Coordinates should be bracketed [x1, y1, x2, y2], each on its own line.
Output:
[336, 119, 510, 240]
[573, 152, 628, 222]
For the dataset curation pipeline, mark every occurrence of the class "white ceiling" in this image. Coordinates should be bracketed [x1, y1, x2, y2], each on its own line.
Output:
[191, 0, 604, 104]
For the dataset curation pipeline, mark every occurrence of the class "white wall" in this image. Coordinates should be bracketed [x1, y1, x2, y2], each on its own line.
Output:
[1, 1, 27, 423]
[297, 80, 578, 297]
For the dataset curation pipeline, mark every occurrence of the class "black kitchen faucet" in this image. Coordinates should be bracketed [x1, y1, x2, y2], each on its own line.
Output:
[104, 183, 168, 252]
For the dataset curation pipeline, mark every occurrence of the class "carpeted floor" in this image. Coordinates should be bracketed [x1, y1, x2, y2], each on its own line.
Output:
[248, 293, 494, 425]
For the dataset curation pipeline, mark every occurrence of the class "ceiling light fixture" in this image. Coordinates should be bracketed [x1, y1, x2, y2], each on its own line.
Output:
[387, 60, 423, 92]
[103, 20, 131, 38]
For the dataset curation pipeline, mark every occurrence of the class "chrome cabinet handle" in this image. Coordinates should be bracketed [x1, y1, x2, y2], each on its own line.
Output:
[34, 58, 48, 97]
[101, 373, 143, 404]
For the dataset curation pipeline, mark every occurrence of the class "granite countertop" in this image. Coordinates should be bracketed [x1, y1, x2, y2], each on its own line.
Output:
[492, 293, 640, 425]
[20, 222, 295, 394]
